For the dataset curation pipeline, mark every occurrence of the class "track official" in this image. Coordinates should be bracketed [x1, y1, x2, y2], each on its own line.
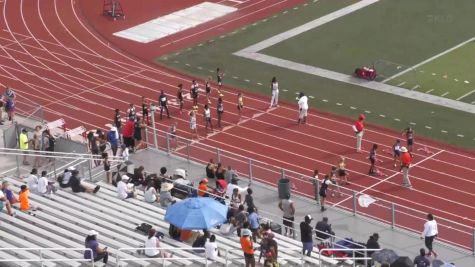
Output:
[353, 114, 365, 152]
[400, 146, 412, 188]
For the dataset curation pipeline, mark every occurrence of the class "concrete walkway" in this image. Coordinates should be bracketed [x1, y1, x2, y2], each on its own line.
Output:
[129, 148, 475, 266]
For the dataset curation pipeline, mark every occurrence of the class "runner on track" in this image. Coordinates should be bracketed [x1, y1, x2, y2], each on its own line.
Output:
[217, 97, 224, 128]
[368, 144, 378, 176]
[191, 80, 199, 109]
[297, 92, 308, 124]
[216, 68, 224, 96]
[269, 77, 279, 108]
[392, 139, 402, 168]
[203, 104, 213, 133]
[177, 83, 184, 114]
[237, 92, 244, 120]
[337, 157, 349, 185]
[159, 90, 170, 120]
[142, 96, 150, 125]
[205, 77, 212, 104]
[402, 127, 414, 152]
[189, 110, 198, 139]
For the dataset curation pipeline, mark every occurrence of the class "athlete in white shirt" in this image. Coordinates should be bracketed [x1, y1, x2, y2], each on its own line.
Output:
[421, 213, 438, 257]
[269, 77, 279, 108]
[297, 92, 308, 124]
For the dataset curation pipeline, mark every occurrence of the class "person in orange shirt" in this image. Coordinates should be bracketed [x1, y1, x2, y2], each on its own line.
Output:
[240, 229, 255, 267]
[353, 114, 365, 153]
[400, 147, 413, 189]
[198, 178, 209, 197]
[19, 185, 38, 211]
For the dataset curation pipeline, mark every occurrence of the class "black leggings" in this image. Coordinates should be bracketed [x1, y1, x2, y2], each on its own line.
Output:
[425, 235, 435, 251]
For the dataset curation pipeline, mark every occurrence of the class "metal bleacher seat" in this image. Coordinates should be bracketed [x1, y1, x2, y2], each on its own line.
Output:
[0, 240, 36, 267]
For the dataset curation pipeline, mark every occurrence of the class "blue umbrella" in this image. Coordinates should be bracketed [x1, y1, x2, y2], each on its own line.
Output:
[164, 197, 228, 230]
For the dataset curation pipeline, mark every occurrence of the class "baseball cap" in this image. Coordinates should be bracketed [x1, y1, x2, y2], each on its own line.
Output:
[400, 146, 408, 153]
[88, 230, 98, 236]
[241, 229, 252, 237]
[305, 214, 313, 222]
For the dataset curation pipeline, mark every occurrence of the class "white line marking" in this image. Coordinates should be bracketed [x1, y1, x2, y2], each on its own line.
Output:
[322, 99, 328, 102]
[456, 89, 475, 100]
[397, 81, 406, 86]
[425, 89, 434, 93]
[332, 150, 445, 208]
[336, 102, 342, 106]
[364, 110, 371, 114]
[308, 96, 315, 99]
[441, 92, 450, 97]
[457, 134, 465, 138]
[394, 118, 400, 122]
[409, 122, 417, 125]
[425, 126, 432, 129]
[350, 106, 357, 110]
[441, 130, 448, 133]
[257, 82, 263, 86]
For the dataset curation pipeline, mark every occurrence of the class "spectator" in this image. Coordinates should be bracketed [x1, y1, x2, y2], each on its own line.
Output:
[319, 175, 331, 211]
[127, 103, 136, 121]
[169, 224, 181, 240]
[19, 128, 29, 165]
[278, 194, 295, 237]
[107, 126, 119, 156]
[230, 188, 242, 216]
[159, 183, 175, 208]
[86, 131, 100, 167]
[0, 184, 14, 216]
[240, 228, 255, 267]
[4, 87, 16, 122]
[117, 175, 135, 199]
[134, 116, 145, 151]
[59, 167, 74, 188]
[26, 168, 39, 194]
[42, 129, 55, 161]
[225, 165, 238, 184]
[244, 188, 255, 210]
[206, 159, 216, 179]
[205, 234, 220, 261]
[84, 230, 108, 264]
[70, 170, 100, 194]
[121, 144, 129, 162]
[315, 217, 335, 242]
[215, 163, 225, 180]
[300, 215, 313, 256]
[248, 207, 260, 242]
[32, 125, 42, 168]
[122, 118, 135, 150]
[198, 178, 209, 197]
[144, 229, 170, 258]
[192, 230, 210, 252]
[2, 181, 18, 205]
[235, 204, 248, 237]
[142, 96, 150, 126]
[365, 233, 380, 258]
[37, 170, 56, 195]
[113, 108, 122, 134]
[263, 233, 278, 267]
[400, 146, 413, 188]
[421, 213, 438, 257]
[413, 248, 430, 267]
[144, 180, 159, 203]
[19, 185, 37, 212]
[102, 153, 112, 184]
[131, 166, 146, 187]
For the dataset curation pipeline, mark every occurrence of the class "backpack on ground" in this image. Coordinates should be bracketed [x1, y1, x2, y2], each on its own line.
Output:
[136, 223, 153, 234]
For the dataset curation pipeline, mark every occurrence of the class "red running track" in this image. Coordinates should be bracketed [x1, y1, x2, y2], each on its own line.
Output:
[1, 0, 475, 251]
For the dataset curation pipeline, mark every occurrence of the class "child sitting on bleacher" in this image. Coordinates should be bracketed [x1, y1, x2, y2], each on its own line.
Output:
[19, 185, 38, 212]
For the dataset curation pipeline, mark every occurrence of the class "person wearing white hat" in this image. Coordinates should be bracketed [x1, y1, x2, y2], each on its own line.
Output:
[84, 230, 108, 264]
[400, 146, 413, 188]
[117, 175, 135, 200]
[160, 183, 175, 208]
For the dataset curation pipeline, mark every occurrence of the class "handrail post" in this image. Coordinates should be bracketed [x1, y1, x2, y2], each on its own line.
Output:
[186, 142, 190, 162]
[352, 250, 356, 267]
[39, 249, 44, 267]
[225, 248, 229, 267]
[281, 168, 285, 179]
[248, 158, 253, 184]
[364, 250, 368, 267]
[166, 133, 171, 154]
[116, 248, 120, 267]
[352, 191, 357, 216]
[473, 228, 475, 255]
[391, 203, 395, 228]
[151, 107, 158, 149]
[217, 148, 221, 162]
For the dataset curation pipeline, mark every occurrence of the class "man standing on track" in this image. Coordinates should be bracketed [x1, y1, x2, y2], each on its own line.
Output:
[403, 127, 414, 152]
[297, 92, 308, 124]
[159, 90, 170, 120]
[269, 77, 279, 108]
[353, 114, 365, 153]
[177, 84, 184, 114]
[191, 80, 199, 109]
[217, 97, 224, 128]
[400, 146, 413, 188]
[216, 68, 224, 97]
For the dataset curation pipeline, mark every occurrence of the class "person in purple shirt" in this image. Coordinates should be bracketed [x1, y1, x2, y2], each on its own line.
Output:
[84, 230, 108, 264]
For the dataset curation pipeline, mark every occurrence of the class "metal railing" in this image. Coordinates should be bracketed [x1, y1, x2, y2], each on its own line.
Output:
[224, 246, 305, 267]
[143, 125, 475, 254]
[0, 248, 94, 266]
[116, 247, 208, 267]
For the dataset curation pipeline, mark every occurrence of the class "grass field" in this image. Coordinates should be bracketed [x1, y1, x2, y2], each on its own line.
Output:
[158, 0, 475, 149]
[385, 41, 475, 103]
